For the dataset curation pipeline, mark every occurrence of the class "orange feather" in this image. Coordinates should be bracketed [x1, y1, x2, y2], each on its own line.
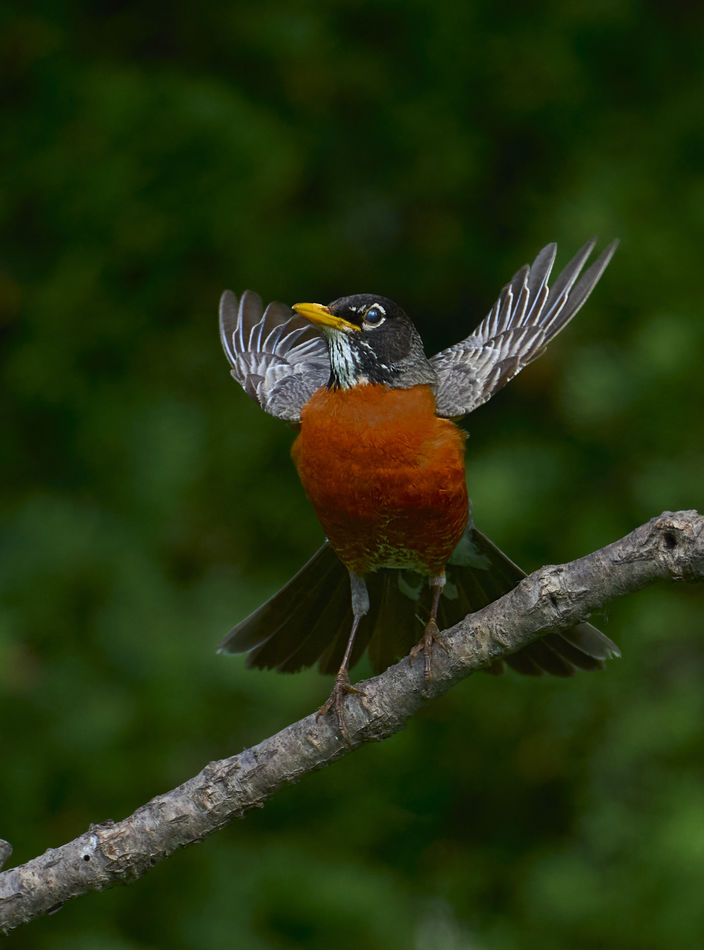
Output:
[291, 384, 469, 575]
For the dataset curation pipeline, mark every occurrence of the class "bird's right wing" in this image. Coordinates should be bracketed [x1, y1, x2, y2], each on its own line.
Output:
[219, 290, 331, 422]
[431, 238, 618, 418]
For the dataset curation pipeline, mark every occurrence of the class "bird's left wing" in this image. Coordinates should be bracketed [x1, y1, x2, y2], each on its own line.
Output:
[219, 290, 331, 422]
[430, 238, 618, 418]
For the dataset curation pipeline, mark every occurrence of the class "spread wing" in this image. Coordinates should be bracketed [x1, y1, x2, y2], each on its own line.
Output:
[219, 290, 331, 422]
[431, 238, 618, 418]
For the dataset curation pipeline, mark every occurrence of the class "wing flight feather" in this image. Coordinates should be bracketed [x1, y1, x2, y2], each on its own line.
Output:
[219, 290, 330, 422]
[431, 238, 618, 418]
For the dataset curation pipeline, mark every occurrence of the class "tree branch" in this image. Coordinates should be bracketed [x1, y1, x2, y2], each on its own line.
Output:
[1, 510, 702, 934]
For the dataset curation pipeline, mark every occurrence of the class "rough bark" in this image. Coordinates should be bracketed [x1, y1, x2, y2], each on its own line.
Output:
[1, 510, 702, 935]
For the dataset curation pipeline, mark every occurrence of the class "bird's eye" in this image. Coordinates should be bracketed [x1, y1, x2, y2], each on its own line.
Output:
[364, 305, 385, 327]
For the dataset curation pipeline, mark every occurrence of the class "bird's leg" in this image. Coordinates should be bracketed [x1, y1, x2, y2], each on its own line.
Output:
[317, 572, 369, 741]
[410, 571, 447, 681]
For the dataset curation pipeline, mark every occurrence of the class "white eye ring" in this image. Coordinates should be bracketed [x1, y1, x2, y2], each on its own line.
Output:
[363, 305, 386, 327]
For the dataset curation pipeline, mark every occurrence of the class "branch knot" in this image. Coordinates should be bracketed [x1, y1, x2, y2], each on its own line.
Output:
[652, 510, 704, 581]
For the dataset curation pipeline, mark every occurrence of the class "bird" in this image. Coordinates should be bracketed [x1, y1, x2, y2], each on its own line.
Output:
[217, 238, 621, 736]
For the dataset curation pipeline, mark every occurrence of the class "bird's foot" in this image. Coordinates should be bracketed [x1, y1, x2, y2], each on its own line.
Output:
[317, 671, 366, 743]
[410, 618, 448, 682]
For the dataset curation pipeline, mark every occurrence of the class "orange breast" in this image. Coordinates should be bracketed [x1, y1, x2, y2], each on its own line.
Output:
[291, 384, 469, 576]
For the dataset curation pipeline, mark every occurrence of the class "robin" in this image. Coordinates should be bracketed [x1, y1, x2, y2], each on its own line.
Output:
[218, 238, 620, 735]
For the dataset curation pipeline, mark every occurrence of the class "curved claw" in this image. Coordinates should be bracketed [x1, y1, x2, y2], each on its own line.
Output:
[410, 618, 448, 682]
[317, 671, 366, 743]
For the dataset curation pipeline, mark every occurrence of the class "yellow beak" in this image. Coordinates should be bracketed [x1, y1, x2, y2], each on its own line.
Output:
[292, 302, 361, 333]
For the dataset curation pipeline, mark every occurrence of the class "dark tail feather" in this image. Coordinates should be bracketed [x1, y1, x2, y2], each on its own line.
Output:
[218, 542, 353, 672]
[219, 529, 619, 677]
[365, 572, 424, 675]
[440, 528, 620, 676]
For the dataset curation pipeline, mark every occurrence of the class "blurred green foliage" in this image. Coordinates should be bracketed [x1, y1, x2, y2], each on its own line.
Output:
[2, 1, 704, 947]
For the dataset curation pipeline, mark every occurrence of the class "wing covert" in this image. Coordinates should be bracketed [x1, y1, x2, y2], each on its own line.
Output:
[431, 238, 618, 418]
[219, 290, 331, 422]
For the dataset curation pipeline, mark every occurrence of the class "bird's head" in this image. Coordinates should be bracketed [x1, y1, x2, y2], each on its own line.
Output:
[292, 294, 437, 390]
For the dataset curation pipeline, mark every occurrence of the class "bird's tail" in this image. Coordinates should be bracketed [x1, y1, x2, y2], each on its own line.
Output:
[218, 527, 619, 678]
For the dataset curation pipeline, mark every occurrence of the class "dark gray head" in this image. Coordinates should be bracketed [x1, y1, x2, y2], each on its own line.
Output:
[292, 293, 437, 390]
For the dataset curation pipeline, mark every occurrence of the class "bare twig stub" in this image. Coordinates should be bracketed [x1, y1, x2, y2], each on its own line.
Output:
[1, 510, 702, 935]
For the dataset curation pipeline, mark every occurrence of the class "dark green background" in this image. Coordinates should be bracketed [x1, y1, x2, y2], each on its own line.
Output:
[3, 2, 703, 947]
